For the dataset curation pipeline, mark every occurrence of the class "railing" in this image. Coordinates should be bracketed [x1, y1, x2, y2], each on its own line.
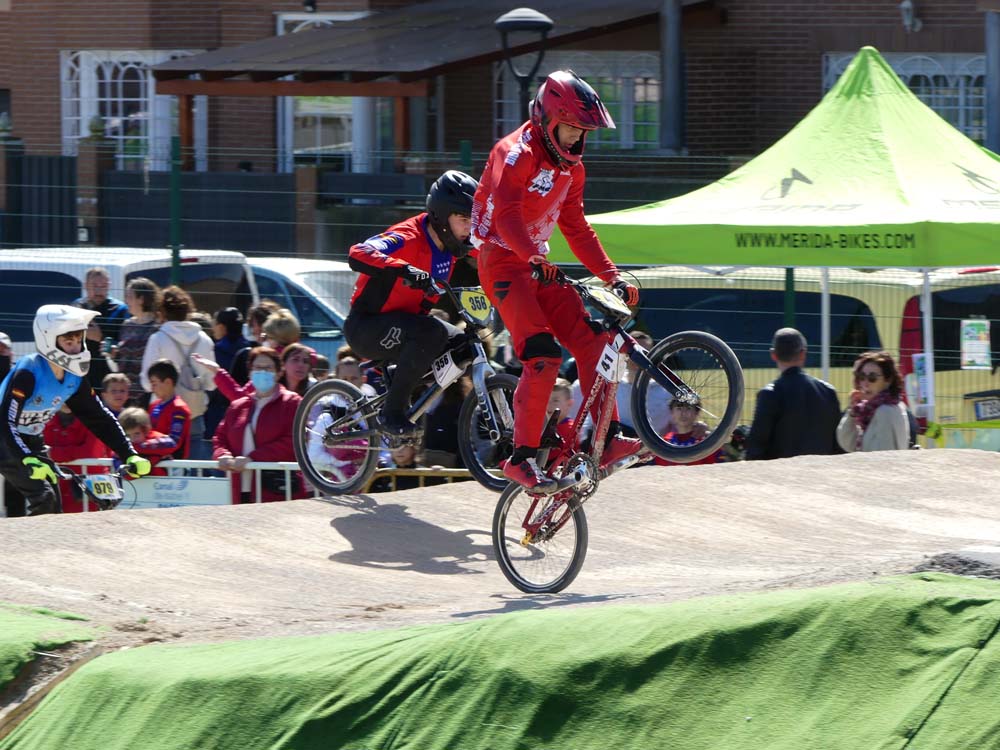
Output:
[0, 458, 475, 515]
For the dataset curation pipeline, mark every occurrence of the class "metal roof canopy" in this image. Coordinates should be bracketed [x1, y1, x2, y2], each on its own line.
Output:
[152, 0, 718, 96]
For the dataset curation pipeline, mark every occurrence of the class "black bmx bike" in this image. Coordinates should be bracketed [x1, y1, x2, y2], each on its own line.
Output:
[293, 280, 517, 495]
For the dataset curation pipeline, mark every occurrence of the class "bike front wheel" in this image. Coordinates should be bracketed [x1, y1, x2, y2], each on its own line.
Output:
[631, 330, 744, 463]
[492, 483, 588, 593]
[293, 379, 379, 495]
[458, 373, 517, 492]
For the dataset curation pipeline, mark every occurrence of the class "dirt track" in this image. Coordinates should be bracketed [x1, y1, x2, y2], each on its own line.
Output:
[0, 449, 997, 654]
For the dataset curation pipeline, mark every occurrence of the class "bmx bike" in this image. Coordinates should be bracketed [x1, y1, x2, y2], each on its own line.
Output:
[293, 279, 516, 495]
[491, 271, 745, 593]
[52, 463, 133, 511]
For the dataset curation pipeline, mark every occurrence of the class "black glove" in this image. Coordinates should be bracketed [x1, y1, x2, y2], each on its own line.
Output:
[530, 261, 561, 285]
[399, 265, 432, 291]
[611, 279, 640, 307]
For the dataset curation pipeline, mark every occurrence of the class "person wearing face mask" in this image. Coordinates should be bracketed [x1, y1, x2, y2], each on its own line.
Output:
[211, 347, 307, 504]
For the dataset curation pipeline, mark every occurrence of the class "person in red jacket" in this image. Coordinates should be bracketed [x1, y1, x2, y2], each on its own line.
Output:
[117, 407, 177, 476]
[472, 69, 642, 492]
[146, 359, 193, 459]
[343, 170, 479, 437]
[43, 404, 112, 512]
[211, 347, 306, 504]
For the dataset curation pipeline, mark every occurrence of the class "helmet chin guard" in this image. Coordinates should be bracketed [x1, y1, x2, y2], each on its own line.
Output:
[530, 69, 615, 168]
[33, 304, 99, 377]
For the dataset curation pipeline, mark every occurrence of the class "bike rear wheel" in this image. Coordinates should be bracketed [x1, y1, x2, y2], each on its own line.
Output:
[631, 331, 744, 463]
[458, 373, 517, 492]
[293, 379, 379, 495]
[492, 483, 588, 593]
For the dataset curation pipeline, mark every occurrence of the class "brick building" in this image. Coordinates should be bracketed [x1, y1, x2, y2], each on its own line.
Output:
[0, 0, 992, 171]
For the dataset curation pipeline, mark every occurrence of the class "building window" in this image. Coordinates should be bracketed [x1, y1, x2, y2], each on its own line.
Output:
[61, 50, 208, 170]
[823, 53, 986, 143]
[275, 13, 370, 172]
[494, 51, 660, 150]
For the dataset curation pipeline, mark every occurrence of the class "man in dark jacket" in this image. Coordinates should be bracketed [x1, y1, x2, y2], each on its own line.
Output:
[745, 328, 842, 460]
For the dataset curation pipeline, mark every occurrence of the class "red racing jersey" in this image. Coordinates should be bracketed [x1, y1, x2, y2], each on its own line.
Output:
[348, 213, 458, 316]
[471, 122, 616, 282]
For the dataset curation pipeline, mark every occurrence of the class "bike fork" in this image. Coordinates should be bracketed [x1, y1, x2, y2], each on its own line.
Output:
[471, 362, 510, 441]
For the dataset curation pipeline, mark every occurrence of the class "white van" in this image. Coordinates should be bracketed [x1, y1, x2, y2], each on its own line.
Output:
[249, 257, 356, 360]
[0, 247, 257, 356]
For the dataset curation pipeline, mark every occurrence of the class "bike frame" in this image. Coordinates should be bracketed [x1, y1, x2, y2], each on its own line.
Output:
[519, 279, 702, 543]
[315, 280, 511, 449]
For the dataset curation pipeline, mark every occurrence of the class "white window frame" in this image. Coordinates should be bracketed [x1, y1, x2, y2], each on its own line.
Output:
[275, 12, 370, 173]
[493, 51, 661, 150]
[822, 52, 986, 143]
[61, 49, 208, 171]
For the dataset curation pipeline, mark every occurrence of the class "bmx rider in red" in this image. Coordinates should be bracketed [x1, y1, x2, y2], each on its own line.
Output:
[471, 69, 643, 494]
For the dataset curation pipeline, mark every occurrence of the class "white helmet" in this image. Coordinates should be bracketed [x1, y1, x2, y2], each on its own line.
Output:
[33, 305, 99, 377]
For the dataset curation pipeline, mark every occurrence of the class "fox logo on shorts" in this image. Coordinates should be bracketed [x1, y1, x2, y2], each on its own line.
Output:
[380, 327, 403, 350]
[528, 168, 555, 196]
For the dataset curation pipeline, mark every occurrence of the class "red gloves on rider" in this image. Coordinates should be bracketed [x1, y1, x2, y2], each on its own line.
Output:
[611, 278, 640, 307]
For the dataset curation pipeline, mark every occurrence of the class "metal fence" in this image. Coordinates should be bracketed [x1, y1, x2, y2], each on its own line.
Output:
[0, 143, 998, 439]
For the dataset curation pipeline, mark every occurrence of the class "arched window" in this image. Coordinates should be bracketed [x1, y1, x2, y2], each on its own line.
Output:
[494, 51, 661, 150]
[61, 50, 208, 170]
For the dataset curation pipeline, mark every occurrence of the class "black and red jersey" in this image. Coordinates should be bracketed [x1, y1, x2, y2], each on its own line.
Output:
[348, 213, 458, 316]
[471, 121, 616, 282]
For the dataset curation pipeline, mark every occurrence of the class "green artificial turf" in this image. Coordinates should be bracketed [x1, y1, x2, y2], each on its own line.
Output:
[3, 573, 1000, 750]
[0, 603, 94, 692]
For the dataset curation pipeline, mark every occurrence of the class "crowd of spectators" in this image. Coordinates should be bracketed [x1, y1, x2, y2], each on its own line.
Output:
[0, 267, 333, 514]
[0, 267, 923, 514]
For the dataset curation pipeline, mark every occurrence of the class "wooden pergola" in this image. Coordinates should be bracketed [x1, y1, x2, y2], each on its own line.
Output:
[151, 0, 722, 168]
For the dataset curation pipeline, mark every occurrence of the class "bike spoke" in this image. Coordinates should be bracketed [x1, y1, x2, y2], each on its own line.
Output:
[498, 491, 581, 589]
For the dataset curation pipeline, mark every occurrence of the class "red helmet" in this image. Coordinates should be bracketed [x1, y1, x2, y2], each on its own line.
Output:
[530, 70, 615, 168]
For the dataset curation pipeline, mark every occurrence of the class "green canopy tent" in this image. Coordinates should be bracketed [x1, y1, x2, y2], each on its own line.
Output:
[549, 46, 1000, 420]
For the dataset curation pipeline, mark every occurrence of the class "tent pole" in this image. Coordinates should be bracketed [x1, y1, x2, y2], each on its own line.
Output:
[821, 267, 830, 381]
[921, 269, 937, 442]
[987, 11, 1000, 153]
[784, 267, 795, 326]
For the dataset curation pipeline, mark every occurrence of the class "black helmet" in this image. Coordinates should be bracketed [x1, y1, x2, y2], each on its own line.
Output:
[426, 170, 478, 257]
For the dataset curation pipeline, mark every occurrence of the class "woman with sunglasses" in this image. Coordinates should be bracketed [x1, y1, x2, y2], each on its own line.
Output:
[837, 350, 909, 452]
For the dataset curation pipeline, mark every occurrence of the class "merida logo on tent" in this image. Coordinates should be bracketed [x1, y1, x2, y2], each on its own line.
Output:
[954, 164, 999, 195]
[761, 168, 813, 200]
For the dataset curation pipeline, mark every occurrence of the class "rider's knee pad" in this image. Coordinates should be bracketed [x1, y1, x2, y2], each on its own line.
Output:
[519, 333, 561, 361]
[26, 486, 59, 516]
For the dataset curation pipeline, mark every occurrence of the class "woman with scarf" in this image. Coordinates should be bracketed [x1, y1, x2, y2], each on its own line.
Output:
[837, 351, 909, 452]
[211, 346, 307, 503]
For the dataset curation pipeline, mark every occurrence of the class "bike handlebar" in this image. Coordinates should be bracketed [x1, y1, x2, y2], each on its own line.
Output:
[529, 263, 631, 302]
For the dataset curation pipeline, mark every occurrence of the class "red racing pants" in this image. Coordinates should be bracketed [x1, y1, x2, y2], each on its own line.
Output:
[479, 245, 618, 448]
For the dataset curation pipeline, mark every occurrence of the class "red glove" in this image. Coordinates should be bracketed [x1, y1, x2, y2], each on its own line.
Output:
[530, 257, 562, 285]
[611, 278, 640, 307]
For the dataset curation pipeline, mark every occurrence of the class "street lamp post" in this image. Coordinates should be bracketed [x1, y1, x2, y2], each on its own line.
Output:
[494, 8, 554, 122]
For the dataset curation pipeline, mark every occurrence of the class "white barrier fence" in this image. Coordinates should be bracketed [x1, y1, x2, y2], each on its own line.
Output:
[0, 459, 476, 515]
[0, 458, 319, 515]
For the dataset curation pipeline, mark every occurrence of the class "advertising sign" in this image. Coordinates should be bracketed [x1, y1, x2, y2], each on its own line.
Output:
[960, 319, 992, 370]
[119, 476, 231, 509]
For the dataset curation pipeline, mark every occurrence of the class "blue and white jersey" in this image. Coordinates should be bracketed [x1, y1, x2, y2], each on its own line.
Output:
[0, 352, 133, 460]
[1, 354, 82, 436]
